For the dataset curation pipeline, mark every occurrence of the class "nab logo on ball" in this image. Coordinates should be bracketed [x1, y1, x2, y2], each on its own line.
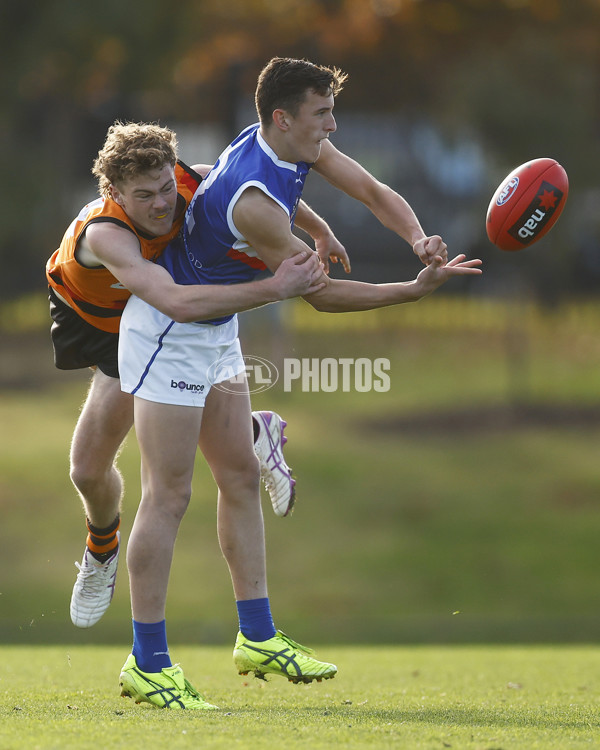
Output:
[486, 157, 568, 251]
[507, 181, 565, 246]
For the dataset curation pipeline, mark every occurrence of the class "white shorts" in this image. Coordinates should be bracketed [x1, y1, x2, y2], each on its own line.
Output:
[118, 295, 245, 407]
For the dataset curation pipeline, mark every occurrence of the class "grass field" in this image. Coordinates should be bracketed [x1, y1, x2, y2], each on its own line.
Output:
[2, 296, 600, 746]
[2, 300, 600, 646]
[1, 644, 599, 749]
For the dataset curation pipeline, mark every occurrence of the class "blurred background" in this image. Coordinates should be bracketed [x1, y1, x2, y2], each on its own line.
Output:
[2, 0, 600, 646]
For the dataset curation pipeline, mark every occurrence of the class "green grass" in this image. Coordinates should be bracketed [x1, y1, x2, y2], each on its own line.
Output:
[3, 376, 600, 645]
[1, 645, 599, 749]
[3, 304, 600, 645]
[3, 298, 600, 745]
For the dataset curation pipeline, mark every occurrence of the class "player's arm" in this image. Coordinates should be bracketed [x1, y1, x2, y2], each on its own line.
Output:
[233, 188, 481, 314]
[294, 199, 351, 275]
[313, 139, 446, 265]
[83, 223, 324, 322]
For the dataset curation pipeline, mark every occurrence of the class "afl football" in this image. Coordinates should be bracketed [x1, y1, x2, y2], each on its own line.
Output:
[486, 158, 568, 251]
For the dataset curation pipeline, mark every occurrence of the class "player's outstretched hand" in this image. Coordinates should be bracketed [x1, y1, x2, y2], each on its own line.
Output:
[415, 254, 482, 298]
[273, 251, 327, 299]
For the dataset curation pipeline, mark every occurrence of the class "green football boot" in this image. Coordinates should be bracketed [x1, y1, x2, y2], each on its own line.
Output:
[233, 630, 337, 684]
[119, 654, 218, 710]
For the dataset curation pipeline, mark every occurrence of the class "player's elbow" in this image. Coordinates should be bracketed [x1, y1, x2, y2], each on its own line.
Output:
[171, 304, 198, 324]
[156, 299, 195, 324]
[162, 293, 222, 324]
[303, 280, 337, 313]
[306, 295, 336, 313]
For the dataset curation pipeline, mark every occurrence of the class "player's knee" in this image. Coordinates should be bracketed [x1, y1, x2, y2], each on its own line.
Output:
[70, 460, 113, 497]
[143, 480, 193, 521]
[166, 488, 192, 521]
[238, 453, 261, 489]
[215, 454, 261, 497]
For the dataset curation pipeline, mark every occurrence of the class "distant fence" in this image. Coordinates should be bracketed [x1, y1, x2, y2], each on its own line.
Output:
[281, 295, 600, 338]
[0, 292, 51, 333]
[3, 291, 600, 339]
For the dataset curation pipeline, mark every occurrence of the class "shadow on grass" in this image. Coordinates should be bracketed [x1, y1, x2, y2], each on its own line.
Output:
[231, 705, 599, 732]
[356, 705, 597, 731]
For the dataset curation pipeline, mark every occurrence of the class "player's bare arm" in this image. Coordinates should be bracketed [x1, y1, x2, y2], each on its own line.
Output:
[313, 140, 447, 265]
[233, 187, 481, 313]
[83, 222, 324, 323]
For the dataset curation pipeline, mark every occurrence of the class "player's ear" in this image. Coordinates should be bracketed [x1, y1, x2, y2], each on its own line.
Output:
[109, 184, 123, 205]
[273, 109, 289, 131]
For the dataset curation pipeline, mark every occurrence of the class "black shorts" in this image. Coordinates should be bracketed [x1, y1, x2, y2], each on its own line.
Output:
[48, 287, 120, 379]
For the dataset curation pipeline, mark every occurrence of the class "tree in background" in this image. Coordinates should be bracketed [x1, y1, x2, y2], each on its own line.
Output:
[2, 0, 599, 300]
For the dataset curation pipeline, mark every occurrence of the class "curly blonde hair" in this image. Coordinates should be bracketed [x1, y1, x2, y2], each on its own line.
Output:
[92, 121, 178, 197]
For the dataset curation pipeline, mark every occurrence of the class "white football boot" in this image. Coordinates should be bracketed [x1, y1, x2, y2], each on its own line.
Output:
[70, 531, 120, 627]
[252, 411, 296, 517]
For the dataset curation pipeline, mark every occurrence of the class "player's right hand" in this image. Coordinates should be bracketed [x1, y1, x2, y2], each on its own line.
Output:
[413, 235, 448, 265]
[274, 251, 326, 299]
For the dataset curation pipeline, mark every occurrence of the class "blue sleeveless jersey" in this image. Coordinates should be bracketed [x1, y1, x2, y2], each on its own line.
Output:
[158, 123, 311, 324]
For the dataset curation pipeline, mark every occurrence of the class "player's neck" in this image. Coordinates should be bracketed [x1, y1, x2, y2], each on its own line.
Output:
[259, 126, 297, 166]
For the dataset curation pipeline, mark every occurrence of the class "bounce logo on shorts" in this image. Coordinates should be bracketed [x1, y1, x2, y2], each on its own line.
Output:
[171, 379, 205, 393]
[208, 355, 279, 394]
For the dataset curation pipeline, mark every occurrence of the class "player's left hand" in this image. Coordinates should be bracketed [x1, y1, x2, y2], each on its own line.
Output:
[314, 232, 351, 275]
[415, 253, 482, 297]
[413, 235, 448, 266]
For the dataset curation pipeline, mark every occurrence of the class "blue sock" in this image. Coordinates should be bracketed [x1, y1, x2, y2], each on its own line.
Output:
[236, 597, 277, 642]
[132, 619, 172, 673]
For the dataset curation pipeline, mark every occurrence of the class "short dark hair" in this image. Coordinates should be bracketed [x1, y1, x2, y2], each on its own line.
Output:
[255, 57, 347, 126]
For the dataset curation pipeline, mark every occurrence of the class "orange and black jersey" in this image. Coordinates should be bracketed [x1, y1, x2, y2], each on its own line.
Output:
[46, 161, 202, 333]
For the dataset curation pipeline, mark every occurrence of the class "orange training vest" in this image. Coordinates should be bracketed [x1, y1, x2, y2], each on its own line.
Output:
[46, 161, 201, 333]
